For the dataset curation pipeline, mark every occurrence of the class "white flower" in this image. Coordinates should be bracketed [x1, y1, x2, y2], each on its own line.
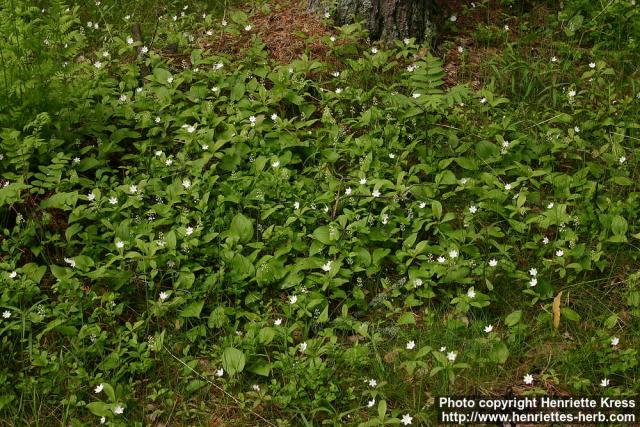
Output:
[64, 257, 76, 268]
[206, 30, 213, 36]
[556, 249, 564, 257]
[332, 71, 340, 77]
[211, 86, 219, 92]
[437, 256, 446, 263]
[252, 384, 260, 392]
[185, 226, 194, 236]
[165, 159, 173, 166]
[299, 342, 307, 352]
[114, 405, 124, 415]
[551, 56, 558, 62]
[600, 378, 610, 387]
[467, 288, 476, 298]
[574, 126, 580, 133]
[367, 399, 375, 408]
[446, 351, 457, 362]
[489, 259, 498, 267]
[249, 115, 256, 124]
[504, 24, 509, 31]
[589, 62, 596, 68]
[523, 374, 534, 385]
[345, 187, 352, 195]
[87, 193, 96, 201]
[330, 36, 336, 42]
[504, 183, 512, 190]
[389, 153, 395, 159]
[469, 205, 477, 214]
[457, 45, 464, 53]
[115, 240, 124, 249]
[371, 47, 378, 54]
[155, 150, 163, 156]
[611, 337, 619, 346]
[324, 12, 330, 18]
[368, 378, 377, 387]
[407, 65, 415, 72]
[100, 416, 106, 424]
[186, 125, 196, 133]
[322, 261, 332, 272]
[271, 113, 278, 121]
[159, 291, 169, 301]
[166, 76, 174, 84]
[94, 61, 102, 69]
[109, 196, 117, 205]
[94, 384, 104, 394]
[484, 324, 493, 333]
[440, 346, 446, 352]
[129, 185, 138, 194]
[529, 268, 538, 276]
[244, 25, 252, 31]
[215, 368, 224, 377]
[449, 249, 459, 259]
[274, 318, 282, 326]
[126, 36, 134, 45]
[547, 202, 554, 209]
[542, 236, 550, 245]
[450, 15, 457, 22]
[619, 156, 626, 164]
[221, 19, 227, 26]
[9, 271, 17, 279]
[568, 90, 576, 97]
[182, 179, 191, 189]
[215, 62, 224, 70]
[460, 178, 468, 185]
[413, 278, 423, 288]
[403, 38, 411, 45]
[294, 201, 300, 210]
[202, 144, 209, 150]
[141, 46, 148, 54]
[371, 189, 381, 198]
[406, 340, 416, 350]
[289, 295, 297, 304]
[2, 310, 10, 319]
[335, 88, 343, 94]
[401, 414, 413, 425]
[412, 93, 421, 98]
[529, 278, 538, 287]
[359, 177, 367, 185]
[272, 160, 280, 168]
[480, 97, 487, 104]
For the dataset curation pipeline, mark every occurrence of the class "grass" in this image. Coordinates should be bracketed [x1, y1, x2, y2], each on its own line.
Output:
[0, 0, 639, 425]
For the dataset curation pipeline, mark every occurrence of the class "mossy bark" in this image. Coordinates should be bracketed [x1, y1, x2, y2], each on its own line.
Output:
[308, 0, 435, 43]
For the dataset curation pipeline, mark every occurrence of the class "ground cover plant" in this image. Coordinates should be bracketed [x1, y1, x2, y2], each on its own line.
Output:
[0, 0, 639, 425]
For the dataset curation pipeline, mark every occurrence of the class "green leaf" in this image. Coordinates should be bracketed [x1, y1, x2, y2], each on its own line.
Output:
[397, 312, 416, 325]
[611, 215, 628, 236]
[431, 200, 442, 220]
[230, 213, 254, 243]
[179, 301, 204, 318]
[489, 342, 509, 364]
[222, 347, 245, 376]
[86, 402, 112, 417]
[207, 306, 228, 328]
[505, 310, 522, 327]
[377, 399, 387, 420]
[476, 140, 499, 160]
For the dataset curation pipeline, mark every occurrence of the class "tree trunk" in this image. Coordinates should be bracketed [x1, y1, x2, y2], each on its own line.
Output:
[308, 0, 435, 43]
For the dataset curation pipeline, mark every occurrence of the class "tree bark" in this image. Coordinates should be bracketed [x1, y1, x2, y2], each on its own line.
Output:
[308, 0, 435, 43]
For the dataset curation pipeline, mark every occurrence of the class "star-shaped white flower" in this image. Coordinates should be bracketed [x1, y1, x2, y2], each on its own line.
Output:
[406, 340, 416, 350]
[401, 414, 413, 425]
[484, 324, 493, 333]
[489, 259, 498, 267]
[299, 342, 307, 352]
[9, 271, 17, 279]
[159, 291, 169, 301]
[272, 160, 280, 168]
[345, 187, 352, 195]
[367, 398, 375, 408]
[447, 351, 457, 362]
[215, 368, 224, 377]
[244, 25, 252, 31]
[115, 240, 124, 249]
[600, 378, 609, 387]
[449, 250, 459, 259]
[611, 337, 619, 346]
[289, 295, 297, 304]
[129, 185, 138, 194]
[467, 288, 476, 299]
[371, 189, 381, 198]
[274, 318, 282, 326]
[523, 374, 534, 385]
[359, 177, 367, 185]
[556, 249, 564, 257]
[114, 405, 124, 415]
[469, 205, 477, 214]
[529, 268, 538, 276]
[182, 179, 191, 189]
[94, 384, 104, 394]
[322, 261, 332, 272]
[437, 256, 446, 263]
[109, 196, 118, 205]
[529, 278, 538, 287]
[2, 310, 10, 319]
